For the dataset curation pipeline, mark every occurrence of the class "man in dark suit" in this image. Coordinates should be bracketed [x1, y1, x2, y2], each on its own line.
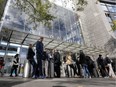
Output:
[36, 37, 44, 78]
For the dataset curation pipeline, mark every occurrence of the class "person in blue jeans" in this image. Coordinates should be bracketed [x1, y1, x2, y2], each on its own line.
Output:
[82, 64, 91, 78]
[36, 37, 44, 79]
[79, 50, 91, 78]
[27, 44, 37, 78]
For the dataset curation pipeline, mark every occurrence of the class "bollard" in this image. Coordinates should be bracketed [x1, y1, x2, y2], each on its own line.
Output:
[23, 60, 31, 78]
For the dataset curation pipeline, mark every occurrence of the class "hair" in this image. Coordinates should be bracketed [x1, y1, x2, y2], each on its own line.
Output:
[14, 54, 19, 58]
[40, 37, 44, 40]
[29, 44, 33, 47]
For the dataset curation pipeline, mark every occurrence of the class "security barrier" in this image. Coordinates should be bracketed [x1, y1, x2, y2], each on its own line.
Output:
[23, 60, 31, 78]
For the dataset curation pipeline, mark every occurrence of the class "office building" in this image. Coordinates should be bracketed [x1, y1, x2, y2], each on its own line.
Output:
[0, 0, 116, 57]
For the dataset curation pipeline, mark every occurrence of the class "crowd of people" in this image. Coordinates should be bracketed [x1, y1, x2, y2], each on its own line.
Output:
[25, 37, 116, 79]
[0, 37, 116, 79]
[63, 51, 116, 79]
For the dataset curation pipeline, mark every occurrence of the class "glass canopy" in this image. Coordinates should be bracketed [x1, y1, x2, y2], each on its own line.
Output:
[0, 28, 107, 55]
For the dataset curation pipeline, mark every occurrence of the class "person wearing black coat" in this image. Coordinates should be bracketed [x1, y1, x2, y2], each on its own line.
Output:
[27, 44, 37, 78]
[86, 55, 95, 77]
[97, 54, 108, 78]
[79, 50, 91, 78]
[54, 50, 61, 78]
[36, 37, 44, 78]
[79, 51, 87, 65]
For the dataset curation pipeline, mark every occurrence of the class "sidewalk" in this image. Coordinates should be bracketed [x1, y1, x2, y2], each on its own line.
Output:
[0, 77, 115, 87]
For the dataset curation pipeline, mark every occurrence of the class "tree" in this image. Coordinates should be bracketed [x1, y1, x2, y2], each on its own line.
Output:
[0, 0, 7, 21]
[12, 0, 56, 28]
[73, 0, 88, 11]
[0, 0, 88, 29]
[112, 20, 116, 31]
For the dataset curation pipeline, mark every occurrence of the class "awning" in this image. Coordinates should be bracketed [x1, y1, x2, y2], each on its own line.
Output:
[0, 28, 107, 55]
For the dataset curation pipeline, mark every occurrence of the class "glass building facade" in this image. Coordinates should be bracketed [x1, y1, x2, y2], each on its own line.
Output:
[100, 0, 116, 30]
[2, 0, 84, 45]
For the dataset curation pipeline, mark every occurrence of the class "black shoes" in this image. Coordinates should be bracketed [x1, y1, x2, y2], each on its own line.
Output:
[10, 75, 13, 77]
[10, 75, 18, 77]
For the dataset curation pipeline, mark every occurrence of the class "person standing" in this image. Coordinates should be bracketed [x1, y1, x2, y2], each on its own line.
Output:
[10, 54, 19, 77]
[66, 52, 78, 77]
[54, 50, 61, 78]
[105, 55, 116, 78]
[79, 50, 91, 78]
[48, 50, 54, 78]
[97, 54, 108, 78]
[27, 44, 37, 78]
[75, 53, 81, 76]
[36, 37, 44, 79]
[0, 57, 4, 76]
[42, 49, 49, 78]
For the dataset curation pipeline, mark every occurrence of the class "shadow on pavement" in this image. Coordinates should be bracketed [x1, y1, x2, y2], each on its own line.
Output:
[0, 77, 33, 87]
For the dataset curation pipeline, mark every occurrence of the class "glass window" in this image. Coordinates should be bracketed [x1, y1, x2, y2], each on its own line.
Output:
[108, 6, 115, 12]
[113, 6, 116, 12]
[107, 16, 112, 23]
[100, 3, 105, 6]
[101, 5, 108, 11]
[106, 3, 112, 6]
[114, 16, 116, 20]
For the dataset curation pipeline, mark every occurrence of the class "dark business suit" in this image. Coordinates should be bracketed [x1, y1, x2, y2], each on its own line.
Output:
[36, 40, 44, 77]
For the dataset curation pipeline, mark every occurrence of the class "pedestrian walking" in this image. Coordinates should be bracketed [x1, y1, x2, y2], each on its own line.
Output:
[10, 54, 19, 77]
